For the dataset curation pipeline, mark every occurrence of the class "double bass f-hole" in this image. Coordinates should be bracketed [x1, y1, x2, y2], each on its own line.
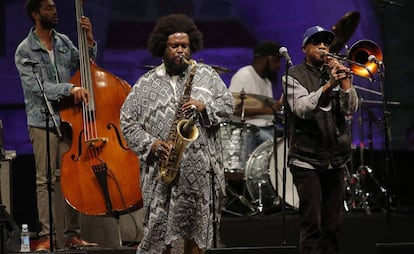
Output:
[59, 0, 142, 216]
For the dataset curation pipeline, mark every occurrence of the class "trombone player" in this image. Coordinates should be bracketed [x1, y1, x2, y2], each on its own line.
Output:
[282, 25, 358, 254]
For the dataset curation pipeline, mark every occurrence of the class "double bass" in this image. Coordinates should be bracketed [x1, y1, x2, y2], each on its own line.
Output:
[59, 0, 142, 216]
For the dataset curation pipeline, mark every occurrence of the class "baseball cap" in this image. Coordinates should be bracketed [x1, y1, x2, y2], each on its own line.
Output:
[302, 26, 335, 47]
[253, 41, 281, 57]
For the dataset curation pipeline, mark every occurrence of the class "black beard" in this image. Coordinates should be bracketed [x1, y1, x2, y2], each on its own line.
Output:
[40, 19, 57, 30]
[164, 57, 187, 76]
[263, 64, 278, 83]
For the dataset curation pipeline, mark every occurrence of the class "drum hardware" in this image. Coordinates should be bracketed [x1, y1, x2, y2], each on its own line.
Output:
[359, 98, 401, 107]
[244, 139, 299, 213]
[222, 182, 257, 217]
[220, 91, 289, 214]
[256, 181, 265, 212]
[344, 101, 389, 214]
[344, 164, 389, 214]
[343, 105, 373, 214]
[343, 165, 372, 214]
[354, 85, 382, 97]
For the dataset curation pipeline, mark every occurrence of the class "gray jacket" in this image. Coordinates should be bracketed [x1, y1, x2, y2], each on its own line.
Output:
[14, 27, 97, 128]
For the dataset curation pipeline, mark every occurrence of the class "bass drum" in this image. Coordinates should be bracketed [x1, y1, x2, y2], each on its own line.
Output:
[245, 138, 299, 211]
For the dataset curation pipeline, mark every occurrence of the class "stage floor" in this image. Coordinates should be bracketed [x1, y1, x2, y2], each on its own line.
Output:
[220, 209, 414, 254]
[6, 154, 414, 253]
[11, 209, 414, 254]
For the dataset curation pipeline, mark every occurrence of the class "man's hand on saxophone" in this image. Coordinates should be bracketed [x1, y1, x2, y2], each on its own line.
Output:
[182, 98, 205, 113]
[151, 98, 204, 162]
[152, 140, 171, 160]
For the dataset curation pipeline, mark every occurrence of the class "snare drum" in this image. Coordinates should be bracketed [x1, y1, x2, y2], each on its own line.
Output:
[218, 122, 258, 173]
[245, 138, 299, 211]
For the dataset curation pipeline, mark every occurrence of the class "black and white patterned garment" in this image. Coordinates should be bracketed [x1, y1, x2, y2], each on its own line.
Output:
[120, 62, 234, 254]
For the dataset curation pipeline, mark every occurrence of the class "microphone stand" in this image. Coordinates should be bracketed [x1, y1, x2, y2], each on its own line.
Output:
[281, 60, 292, 246]
[197, 111, 219, 248]
[377, 61, 393, 241]
[31, 64, 62, 252]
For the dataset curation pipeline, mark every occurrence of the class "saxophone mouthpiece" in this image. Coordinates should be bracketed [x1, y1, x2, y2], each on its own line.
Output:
[179, 55, 194, 66]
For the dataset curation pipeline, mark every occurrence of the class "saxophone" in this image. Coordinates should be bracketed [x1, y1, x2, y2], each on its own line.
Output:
[158, 57, 200, 184]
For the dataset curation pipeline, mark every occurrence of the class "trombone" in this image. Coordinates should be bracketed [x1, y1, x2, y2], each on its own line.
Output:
[322, 40, 383, 81]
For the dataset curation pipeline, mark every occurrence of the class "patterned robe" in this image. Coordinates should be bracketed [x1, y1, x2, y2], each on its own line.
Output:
[120, 62, 234, 253]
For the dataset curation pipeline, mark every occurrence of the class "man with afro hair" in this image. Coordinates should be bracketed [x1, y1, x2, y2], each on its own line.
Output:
[121, 13, 234, 254]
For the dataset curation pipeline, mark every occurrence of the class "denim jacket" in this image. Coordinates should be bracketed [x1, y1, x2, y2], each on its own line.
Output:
[14, 27, 97, 129]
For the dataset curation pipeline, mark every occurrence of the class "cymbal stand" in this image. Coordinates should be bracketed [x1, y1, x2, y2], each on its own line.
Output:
[344, 97, 389, 215]
[356, 104, 372, 214]
[344, 98, 378, 214]
[344, 165, 371, 214]
[263, 98, 284, 212]
[239, 89, 246, 124]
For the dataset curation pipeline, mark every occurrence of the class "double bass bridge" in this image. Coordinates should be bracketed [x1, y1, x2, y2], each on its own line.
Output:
[86, 137, 108, 148]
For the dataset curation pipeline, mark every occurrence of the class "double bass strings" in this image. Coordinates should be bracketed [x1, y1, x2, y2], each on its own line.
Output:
[75, 0, 97, 143]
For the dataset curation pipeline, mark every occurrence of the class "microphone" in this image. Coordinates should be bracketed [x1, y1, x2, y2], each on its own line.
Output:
[368, 55, 382, 65]
[22, 58, 39, 66]
[279, 47, 293, 66]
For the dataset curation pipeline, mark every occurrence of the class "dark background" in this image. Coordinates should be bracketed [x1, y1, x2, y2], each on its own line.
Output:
[1, 0, 414, 154]
[0, 0, 413, 233]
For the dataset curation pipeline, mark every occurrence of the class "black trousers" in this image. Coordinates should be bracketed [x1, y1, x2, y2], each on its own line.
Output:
[290, 165, 345, 254]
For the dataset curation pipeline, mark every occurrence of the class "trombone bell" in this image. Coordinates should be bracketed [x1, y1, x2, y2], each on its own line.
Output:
[348, 40, 383, 78]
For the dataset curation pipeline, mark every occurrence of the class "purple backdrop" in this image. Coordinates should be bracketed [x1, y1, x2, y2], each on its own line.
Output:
[0, 0, 397, 155]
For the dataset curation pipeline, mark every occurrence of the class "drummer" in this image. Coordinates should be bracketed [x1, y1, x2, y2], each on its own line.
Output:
[229, 40, 284, 155]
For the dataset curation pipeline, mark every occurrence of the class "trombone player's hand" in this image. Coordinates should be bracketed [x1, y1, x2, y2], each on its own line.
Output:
[325, 56, 352, 91]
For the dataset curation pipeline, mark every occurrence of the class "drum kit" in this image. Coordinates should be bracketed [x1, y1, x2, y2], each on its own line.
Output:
[218, 91, 298, 216]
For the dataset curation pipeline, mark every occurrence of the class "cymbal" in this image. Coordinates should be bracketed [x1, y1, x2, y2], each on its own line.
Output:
[138, 64, 157, 70]
[210, 64, 230, 74]
[232, 92, 276, 109]
[330, 11, 360, 53]
[196, 58, 230, 74]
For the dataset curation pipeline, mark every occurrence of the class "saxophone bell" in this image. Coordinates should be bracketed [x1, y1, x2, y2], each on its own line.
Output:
[178, 114, 199, 141]
[180, 110, 198, 138]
